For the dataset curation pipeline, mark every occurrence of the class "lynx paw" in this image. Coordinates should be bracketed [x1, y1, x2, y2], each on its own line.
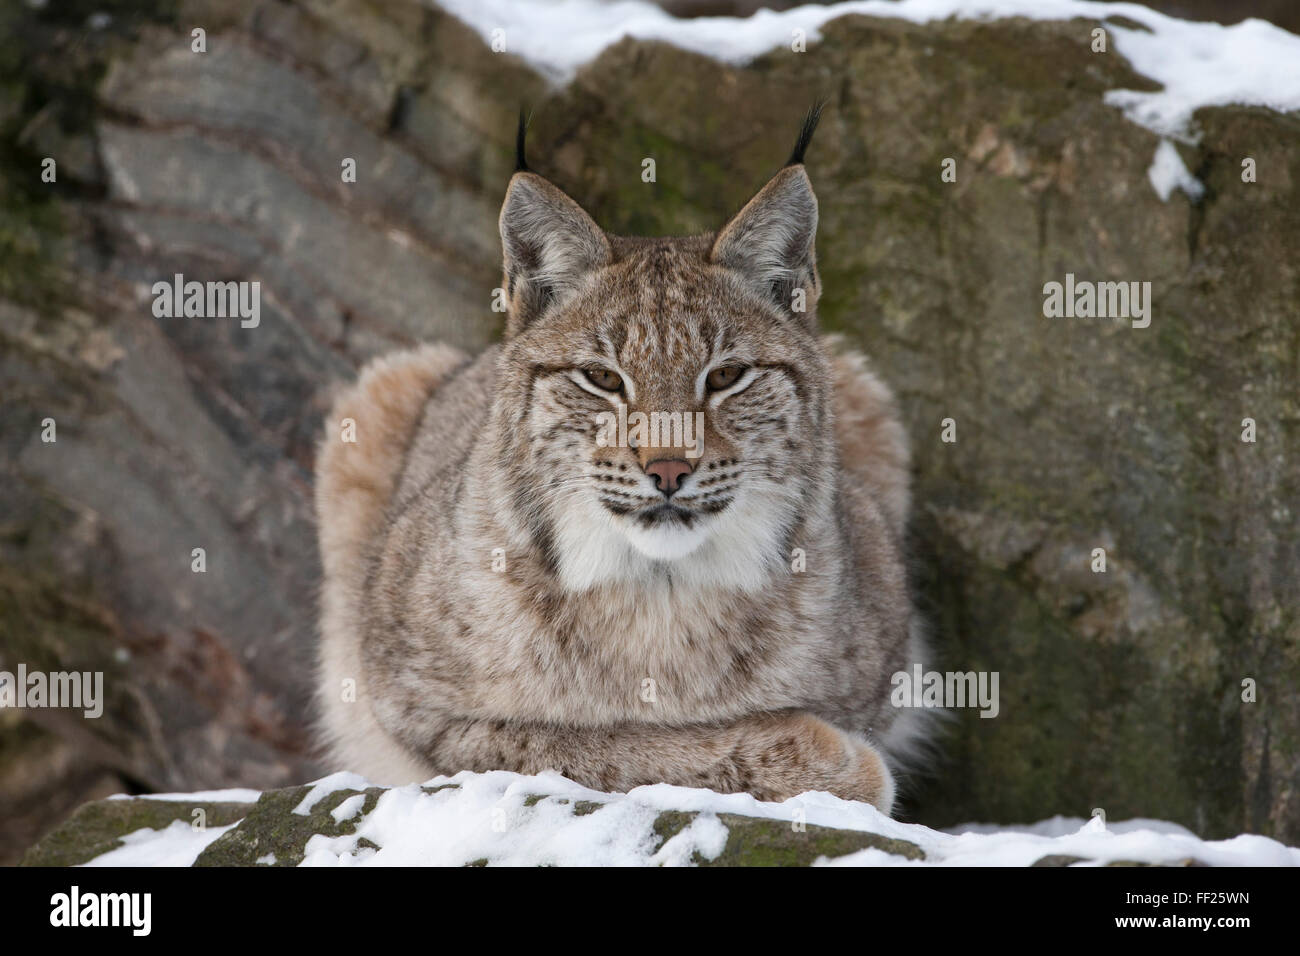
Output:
[744, 712, 895, 814]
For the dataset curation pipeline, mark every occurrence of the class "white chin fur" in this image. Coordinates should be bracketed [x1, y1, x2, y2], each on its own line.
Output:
[552, 488, 789, 593]
[620, 519, 711, 561]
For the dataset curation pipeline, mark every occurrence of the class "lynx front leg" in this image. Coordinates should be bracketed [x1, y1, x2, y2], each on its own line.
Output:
[419, 710, 895, 814]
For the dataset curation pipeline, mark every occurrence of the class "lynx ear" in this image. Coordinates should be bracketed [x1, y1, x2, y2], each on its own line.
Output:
[709, 164, 821, 324]
[499, 172, 610, 337]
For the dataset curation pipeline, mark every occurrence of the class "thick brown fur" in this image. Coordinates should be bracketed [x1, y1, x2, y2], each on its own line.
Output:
[315, 138, 928, 812]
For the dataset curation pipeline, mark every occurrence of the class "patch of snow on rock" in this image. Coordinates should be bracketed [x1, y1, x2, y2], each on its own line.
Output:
[81, 820, 240, 867]
[1147, 138, 1205, 201]
[432, 0, 1300, 143]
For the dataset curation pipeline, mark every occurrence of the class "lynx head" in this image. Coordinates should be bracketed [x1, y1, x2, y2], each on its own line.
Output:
[492, 108, 836, 592]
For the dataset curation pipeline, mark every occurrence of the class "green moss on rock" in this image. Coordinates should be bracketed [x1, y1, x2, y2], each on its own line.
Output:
[194, 785, 386, 866]
[20, 798, 251, 867]
[654, 809, 925, 865]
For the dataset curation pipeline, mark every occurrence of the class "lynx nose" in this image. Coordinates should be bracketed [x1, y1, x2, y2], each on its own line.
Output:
[644, 458, 693, 496]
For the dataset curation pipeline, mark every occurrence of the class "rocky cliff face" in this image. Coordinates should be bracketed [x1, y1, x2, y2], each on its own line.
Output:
[2, 0, 1297, 861]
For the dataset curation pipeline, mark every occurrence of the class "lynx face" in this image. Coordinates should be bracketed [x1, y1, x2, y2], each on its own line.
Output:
[493, 145, 831, 590]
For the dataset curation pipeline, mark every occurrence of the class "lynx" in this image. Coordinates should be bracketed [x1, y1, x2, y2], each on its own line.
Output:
[315, 109, 927, 814]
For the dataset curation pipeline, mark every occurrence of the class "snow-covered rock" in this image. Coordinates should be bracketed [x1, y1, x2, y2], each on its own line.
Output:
[21, 772, 1300, 867]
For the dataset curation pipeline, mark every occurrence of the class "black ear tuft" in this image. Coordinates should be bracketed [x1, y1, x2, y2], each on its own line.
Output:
[515, 108, 531, 173]
[785, 101, 825, 167]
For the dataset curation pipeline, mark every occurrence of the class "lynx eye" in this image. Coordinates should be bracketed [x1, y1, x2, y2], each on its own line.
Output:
[706, 365, 747, 392]
[582, 367, 624, 392]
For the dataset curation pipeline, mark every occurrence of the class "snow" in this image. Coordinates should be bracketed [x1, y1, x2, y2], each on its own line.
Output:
[96, 771, 1300, 867]
[106, 787, 263, 803]
[80, 819, 240, 867]
[431, 0, 1300, 142]
[949, 814, 1196, 838]
[292, 771, 371, 816]
[330, 793, 367, 823]
[1147, 138, 1205, 201]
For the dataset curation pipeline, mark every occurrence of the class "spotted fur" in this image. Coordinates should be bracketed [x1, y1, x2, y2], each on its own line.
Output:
[315, 138, 928, 813]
